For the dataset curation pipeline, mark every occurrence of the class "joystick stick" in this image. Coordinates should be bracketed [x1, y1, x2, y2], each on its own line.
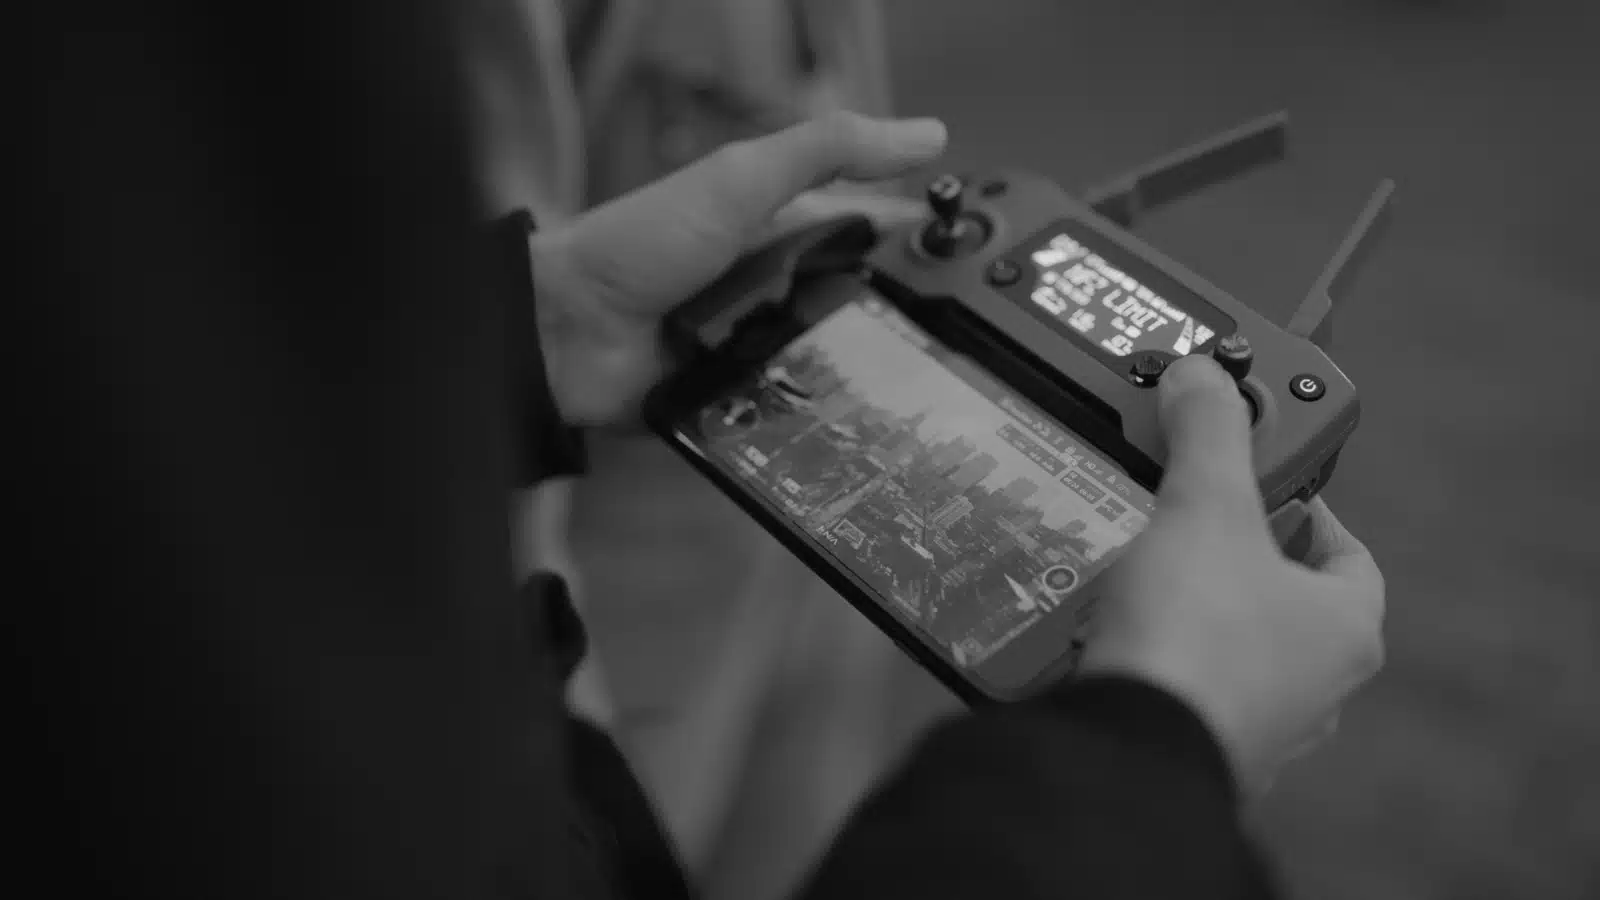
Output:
[1131, 354, 1168, 386]
[928, 173, 964, 224]
[1213, 334, 1254, 380]
[1212, 334, 1262, 422]
[920, 174, 990, 258]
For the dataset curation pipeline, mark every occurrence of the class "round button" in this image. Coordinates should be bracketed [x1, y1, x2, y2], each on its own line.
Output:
[1040, 565, 1079, 596]
[986, 258, 1021, 286]
[1290, 374, 1326, 401]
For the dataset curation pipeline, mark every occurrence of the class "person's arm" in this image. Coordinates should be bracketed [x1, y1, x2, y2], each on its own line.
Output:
[796, 677, 1278, 899]
[20, 4, 613, 897]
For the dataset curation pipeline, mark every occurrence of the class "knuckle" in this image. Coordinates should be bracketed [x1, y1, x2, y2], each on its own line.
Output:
[1354, 624, 1386, 676]
[1321, 589, 1387, 680]
[816, 109, 867, 147]
[1368, 567, 1389, 615]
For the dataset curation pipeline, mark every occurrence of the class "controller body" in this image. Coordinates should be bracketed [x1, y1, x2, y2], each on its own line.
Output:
[643, 170, 1360, 704]
[871, 171, 1359, 520]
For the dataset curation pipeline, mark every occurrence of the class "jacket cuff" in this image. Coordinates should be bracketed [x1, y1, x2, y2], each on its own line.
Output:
[496, 208, 587, 486]
[1040, 674, 1241, 799]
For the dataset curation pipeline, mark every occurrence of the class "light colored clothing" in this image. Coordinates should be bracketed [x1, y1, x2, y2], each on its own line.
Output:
[470, 3, 955, 896]
[469, 0, 895, 218]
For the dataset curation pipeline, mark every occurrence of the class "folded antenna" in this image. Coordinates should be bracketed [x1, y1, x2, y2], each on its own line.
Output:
[1287, 179, 1397, 350]
[1082, 110, 1290, 229]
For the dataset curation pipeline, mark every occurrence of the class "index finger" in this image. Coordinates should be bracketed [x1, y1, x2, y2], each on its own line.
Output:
[705, 112, 948, 225]
[766, 189, 924, 235]
[759, 190, 926, 248]
[1302, 497, 1385, 610]
[545, 114, 945, 318]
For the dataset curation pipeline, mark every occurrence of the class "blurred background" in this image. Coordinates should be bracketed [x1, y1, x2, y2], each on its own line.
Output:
[892, 2, 1600, 896]
[576, 1, 1599, 898]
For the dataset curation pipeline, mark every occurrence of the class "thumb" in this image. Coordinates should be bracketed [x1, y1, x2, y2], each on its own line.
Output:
[1155, 354, 1263, 520]
[702, 112, 948, 225]
[550, 113, 945, 313]
[764, 190, 928, 246]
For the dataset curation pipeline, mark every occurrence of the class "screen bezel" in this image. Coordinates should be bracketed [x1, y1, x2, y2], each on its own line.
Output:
[996, 219, 1239, 384]
[644, 274, 1162, 704]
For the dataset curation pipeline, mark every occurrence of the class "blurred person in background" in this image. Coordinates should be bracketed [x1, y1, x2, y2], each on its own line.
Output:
[461, 1, 944, 890]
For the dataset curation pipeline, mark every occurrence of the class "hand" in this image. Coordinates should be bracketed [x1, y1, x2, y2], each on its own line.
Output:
[1080, 355, 1387, 795]
[528, 112, 947, 427]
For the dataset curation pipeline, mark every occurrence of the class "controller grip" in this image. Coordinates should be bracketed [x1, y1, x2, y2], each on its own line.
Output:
[664, 214, 880, 359]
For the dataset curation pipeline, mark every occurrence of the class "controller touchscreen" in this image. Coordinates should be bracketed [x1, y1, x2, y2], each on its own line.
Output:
[683, 289, 1156, 688]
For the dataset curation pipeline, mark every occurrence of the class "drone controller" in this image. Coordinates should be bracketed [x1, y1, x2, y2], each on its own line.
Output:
[644, 113, 1394, 704]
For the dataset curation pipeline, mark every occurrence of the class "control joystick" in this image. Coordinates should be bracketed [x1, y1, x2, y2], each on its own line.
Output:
[919, 174, 991, 258]
[928, 173, 965, 224]
[1213, 334, 1255, 380]
[1211, 334, 1263, 423]
[1131, 354, 1168, 387]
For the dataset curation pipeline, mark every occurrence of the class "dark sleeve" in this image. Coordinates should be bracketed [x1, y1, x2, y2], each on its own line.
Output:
[17, 3, 595, 898]
[525, 573, 695, 900]
[797, 677, 1282, 899]
[495, 209, 589, 485]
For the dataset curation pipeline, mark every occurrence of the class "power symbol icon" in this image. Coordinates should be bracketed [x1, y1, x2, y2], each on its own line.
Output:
[1290, 374, 1327, 401]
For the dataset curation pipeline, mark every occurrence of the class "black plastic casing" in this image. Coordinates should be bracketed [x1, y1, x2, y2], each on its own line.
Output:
[643, 173, 1359, 705]
[870, 173, 1359, 517]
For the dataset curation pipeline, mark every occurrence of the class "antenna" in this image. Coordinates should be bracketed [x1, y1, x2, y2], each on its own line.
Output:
[1082, 111, 1290, 229]
[1287, 179, 1396, 351]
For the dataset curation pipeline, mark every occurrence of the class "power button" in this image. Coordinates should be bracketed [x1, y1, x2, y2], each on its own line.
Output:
[1290, 374, 1326, 401]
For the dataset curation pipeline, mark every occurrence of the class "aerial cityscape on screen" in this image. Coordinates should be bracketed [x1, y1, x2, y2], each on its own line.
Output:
[692, 294, 1155, 670]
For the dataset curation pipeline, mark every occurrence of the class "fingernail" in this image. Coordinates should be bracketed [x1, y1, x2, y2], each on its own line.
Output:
[888, 117, 948, 151]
